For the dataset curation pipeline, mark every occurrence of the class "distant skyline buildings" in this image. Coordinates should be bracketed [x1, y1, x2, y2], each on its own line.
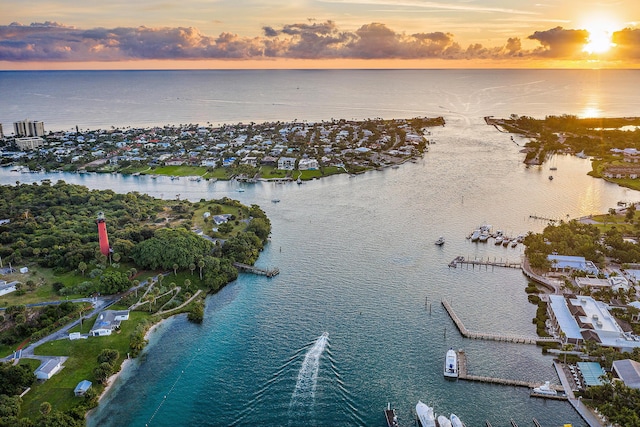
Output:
[13, 119, 45, 137]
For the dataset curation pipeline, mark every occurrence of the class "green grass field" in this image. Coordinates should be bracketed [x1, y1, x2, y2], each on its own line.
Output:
[22, 311, 151, 418]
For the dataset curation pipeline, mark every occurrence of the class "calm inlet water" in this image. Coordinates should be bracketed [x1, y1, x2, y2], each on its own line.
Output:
[2, 69, 640, 426]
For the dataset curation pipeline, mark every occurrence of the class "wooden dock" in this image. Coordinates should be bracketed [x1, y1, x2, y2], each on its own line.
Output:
[233, 262, 280, 277]
[458, 351, 566, 397]
[441, 299, 558, 345]
[448, 256, 521, 269]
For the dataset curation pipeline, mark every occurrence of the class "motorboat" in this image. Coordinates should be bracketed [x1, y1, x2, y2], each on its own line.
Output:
[479, 231, 489, 242]
[444, 348, 458, 378]
[450, 414, 464, 427]
[494, 235, 503, 245]
[531, 381, 558, 396]
[437, 415, 452, 427]
[416, 401, 435, 427]
[384, 403, 399, 427]
[470, 229, 481, 242]
[435, 236, 445, 246]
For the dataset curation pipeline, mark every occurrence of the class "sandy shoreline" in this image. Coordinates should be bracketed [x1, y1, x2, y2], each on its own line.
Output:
[95, 317, 167, 405]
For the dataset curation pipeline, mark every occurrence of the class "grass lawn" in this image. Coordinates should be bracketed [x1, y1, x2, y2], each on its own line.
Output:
[22, 311, 152, 419]
[146, 165, 208, 177]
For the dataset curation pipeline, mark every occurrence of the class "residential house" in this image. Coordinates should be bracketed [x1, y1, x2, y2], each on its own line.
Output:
[35, 358, 63, 380]
[278, 157, 297, 170]
[90, 310, 130, 336]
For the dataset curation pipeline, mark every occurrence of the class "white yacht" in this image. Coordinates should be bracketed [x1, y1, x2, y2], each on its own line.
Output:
[435, 236, 445, 246]
[531, 381, 558, 396]
[416, 401, 435, 427]
[437, 415, 452, 427]
[444, 348, 458, 378]
[450, 414, 464, 427]
[470, 229, 481, 242]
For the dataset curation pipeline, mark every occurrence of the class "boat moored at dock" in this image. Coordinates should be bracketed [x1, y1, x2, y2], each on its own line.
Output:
[416, 401, 435, 427]
[444, 348, 458, 378]
[531, 381, 558, 397]
[450, 413, 464, 427]
[437, 415, 452, 427]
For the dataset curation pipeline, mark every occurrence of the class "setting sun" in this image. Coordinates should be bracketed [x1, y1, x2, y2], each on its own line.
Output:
[581, 19, 618, 54]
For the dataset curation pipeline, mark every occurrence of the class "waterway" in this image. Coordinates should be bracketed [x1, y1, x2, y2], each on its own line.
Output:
[4, 69, 640, 426]
[3, 113, 637, 426]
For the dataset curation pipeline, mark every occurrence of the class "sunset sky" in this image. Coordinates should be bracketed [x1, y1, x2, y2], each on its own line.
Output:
[1, 0, 639, 69]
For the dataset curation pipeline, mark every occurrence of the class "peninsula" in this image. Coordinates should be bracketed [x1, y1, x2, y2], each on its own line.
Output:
[1, 116, 444, 181]
[0, 181, 271, 426]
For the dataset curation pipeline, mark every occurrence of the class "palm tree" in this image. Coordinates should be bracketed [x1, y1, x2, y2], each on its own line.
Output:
[198, 259, 205, 280]
[189, 263, 196, 276]
[173, 263, 179, 276]
[78, 262, 87, 276]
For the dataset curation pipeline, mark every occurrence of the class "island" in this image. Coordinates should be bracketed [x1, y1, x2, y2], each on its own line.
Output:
[0, 181, 272, 426]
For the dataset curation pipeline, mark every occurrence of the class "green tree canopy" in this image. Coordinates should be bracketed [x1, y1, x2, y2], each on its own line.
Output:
[130, 228, 214, 270]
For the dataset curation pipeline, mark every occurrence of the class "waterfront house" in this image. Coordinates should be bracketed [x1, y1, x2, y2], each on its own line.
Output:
[278, 157, 297, 170]
[212, 214, 232, 225]
[35, 358, 63, 380]
[298, 158, 319, 170]
[90, 310, 130, 336]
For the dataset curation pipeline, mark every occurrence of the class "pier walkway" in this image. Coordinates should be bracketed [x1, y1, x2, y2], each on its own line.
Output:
[233, 262, 280, 277]
[457, 351, 564, 393]
[441, 299, 559, 345]
[448, 256, 521, 269]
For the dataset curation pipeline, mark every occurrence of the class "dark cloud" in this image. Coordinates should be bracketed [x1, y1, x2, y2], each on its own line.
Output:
[527, 26, 588, 58]
[0, 21, 636, 63]
[612, 28, 640, 59]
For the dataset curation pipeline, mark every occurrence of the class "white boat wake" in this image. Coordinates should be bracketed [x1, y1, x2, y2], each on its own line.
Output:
[288, 332, 329, 419]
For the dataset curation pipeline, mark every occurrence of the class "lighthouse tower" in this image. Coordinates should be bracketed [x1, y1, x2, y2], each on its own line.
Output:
[96, 212, 111, 257]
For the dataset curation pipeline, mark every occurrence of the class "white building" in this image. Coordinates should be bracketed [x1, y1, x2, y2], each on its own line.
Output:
[14, 119, 45, 137]
[278, 157, 297, 170]
[35, 358, 63, 380]
[15, 137, 45, 151]
[547, 295, 640, 352]
[298, 158, 319, 170]
[90, 310, 130, 336]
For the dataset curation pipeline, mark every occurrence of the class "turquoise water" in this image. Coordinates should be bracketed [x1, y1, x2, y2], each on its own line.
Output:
[3, 69, 639, 426]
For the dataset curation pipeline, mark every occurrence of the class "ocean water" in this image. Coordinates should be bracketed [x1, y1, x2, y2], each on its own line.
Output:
[2, 69, 640, 426]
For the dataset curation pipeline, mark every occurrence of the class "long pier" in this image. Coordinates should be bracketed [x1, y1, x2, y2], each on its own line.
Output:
[458, 351, 566, 397]
[233, 262, 280, 277]
[448, 256, 521, 269]
[441, 299, 559, 345]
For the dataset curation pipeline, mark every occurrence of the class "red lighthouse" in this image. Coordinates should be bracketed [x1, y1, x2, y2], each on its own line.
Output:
[96, 212, 111, 257]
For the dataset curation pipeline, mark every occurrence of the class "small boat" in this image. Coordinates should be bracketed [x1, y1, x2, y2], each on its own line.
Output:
[549, 175, 554, 180]
[510, 240, 518, 248]
[416, 401, 435, 427]
[435, 236, 445, 246]
[479, 231, 489, 242]
[531, 381, 558, 397]
[437, 415, 452, 427]
[384, 403, 399, 427]
[494, 235, 503, 245]
[444, 348, 458, 378]
[237, 188, 245, 192]
[550, 166, 557, 171]
[297, 177, 302, 184]
[450, 414, 464, 427]
[271, 199, 280, 203]
[470, 229, 481, 242]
